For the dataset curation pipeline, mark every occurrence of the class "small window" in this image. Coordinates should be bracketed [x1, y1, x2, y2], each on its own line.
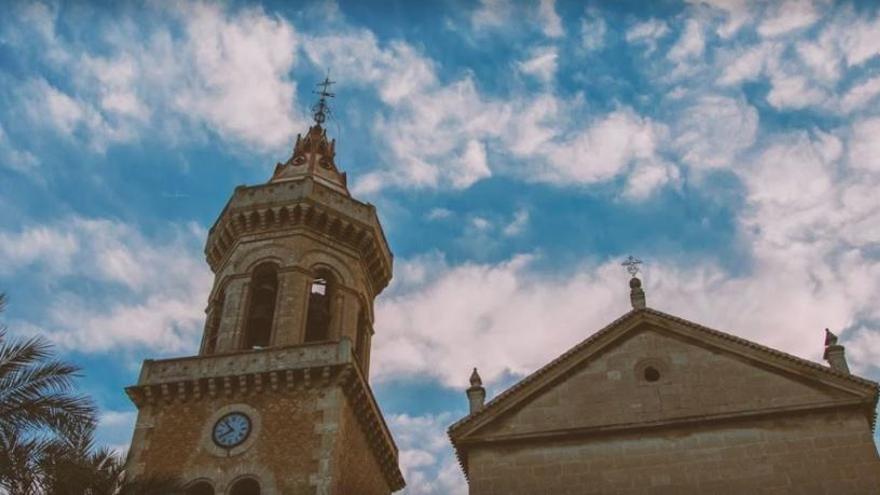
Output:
[185, 481, 214, 495]
[643, 366, 661, 382]
[230, 477, 260, 495]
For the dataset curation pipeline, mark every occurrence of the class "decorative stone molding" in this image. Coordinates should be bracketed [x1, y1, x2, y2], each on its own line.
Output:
[125, 340, 405, 492]
[205, 178, 392, 295]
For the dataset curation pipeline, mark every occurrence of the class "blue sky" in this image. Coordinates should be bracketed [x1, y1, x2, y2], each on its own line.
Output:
[2, 0, 880, 492]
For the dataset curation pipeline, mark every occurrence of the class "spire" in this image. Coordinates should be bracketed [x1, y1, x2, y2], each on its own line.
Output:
[823, 328, 850, 374]
[270, 74, 348, 193]
[466, 367, 486, 414]
[622, 255, 646, 310]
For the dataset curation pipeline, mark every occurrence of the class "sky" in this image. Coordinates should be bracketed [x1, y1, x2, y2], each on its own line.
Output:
[1, 0, 880, 492]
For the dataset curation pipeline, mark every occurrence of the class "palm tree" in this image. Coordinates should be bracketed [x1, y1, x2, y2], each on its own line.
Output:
[39, 421, 184, 495]
[0, 292, 183, 494]
[0, 294, 95, 437]
[0, 292, 95, 493]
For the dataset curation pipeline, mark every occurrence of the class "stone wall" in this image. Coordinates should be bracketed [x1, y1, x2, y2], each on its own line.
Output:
[329, 395, 392, 494]
[128, 390, 322, 494]
[467, 408, 880, 494]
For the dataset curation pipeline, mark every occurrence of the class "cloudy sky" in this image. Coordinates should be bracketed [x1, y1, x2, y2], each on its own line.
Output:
[1, 0, 880, 492]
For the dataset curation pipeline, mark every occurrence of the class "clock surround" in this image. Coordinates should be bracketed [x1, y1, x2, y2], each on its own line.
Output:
[212, 412, 252, 449]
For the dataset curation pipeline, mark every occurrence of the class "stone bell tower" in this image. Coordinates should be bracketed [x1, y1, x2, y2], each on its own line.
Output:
[124, 78, 405, 495]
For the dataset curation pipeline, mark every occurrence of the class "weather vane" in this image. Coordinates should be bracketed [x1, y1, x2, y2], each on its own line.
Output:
[622, 255, 642, 277]
[312, 74, 335, 125]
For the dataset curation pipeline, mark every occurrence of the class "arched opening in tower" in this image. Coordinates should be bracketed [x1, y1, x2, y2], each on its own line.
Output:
[305, 270, 333, 342]
[185, 481, 215, 495]
[244, 263, 278, 349]
[229, 478, 260, 495]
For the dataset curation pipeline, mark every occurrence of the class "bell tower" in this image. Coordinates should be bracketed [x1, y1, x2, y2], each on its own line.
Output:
[124, 79, 404, 495]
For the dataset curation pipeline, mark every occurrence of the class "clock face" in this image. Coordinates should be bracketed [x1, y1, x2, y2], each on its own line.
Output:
[212, 412, 252, 448]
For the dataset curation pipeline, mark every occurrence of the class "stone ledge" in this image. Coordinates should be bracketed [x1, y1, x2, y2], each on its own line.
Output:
[135, 340, 349, 386]
[125, 339, 405, 492]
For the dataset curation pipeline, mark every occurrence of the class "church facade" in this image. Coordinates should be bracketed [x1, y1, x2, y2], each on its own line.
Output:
[124, 85, 405, 494]
[449, 277, 880, 494]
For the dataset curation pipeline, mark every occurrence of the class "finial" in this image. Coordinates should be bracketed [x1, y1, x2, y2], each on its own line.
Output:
[311, 73, 336, 125]
[622, 255, 642, 277]
[470, 367, 482, 387]
[823, 328, 850, 374]
[466, 367, 486, 414]
[623, 255, 646, 309]
[824, 328, 838, 346]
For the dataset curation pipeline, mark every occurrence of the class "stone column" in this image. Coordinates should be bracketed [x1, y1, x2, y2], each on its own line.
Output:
[335, 287, 361, 343]
[215, 277, 248, 353]
[274, 268, 312, 345]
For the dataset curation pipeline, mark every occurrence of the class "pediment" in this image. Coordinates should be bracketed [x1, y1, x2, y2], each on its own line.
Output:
[450, 310, 878, 445]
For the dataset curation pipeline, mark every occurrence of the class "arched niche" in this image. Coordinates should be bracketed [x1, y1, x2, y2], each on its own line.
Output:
[242, 262, 279, 349]
[185, 480, 215, 495]
[229, 477, 261, 495]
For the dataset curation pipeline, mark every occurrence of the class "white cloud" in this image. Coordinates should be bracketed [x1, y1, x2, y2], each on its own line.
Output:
[847, 326, 880, 374]
[470, 0, 512, 31]
[503, 208, 530, 236]
[425, 208, 454, 221]
[580, 11, 607, 51]
[623, 159, 680, 200]
[625, 19, 670, 53]
[0, 217, 210, 353]
[673, 95, 758, 169]
[389, 413, 467, 495]
[692, 0, 752, 39]
[517, 46, 559, 83]
[717, 42, 780, 86]
[537, 0, 564, 38]
[19, 78, 129, 152]
[848, 118, 880, 172]
[766, 71, 827, 109]
[169, 3, 302, 150]
[0, 125, 39, 175]
[840, 76, 880, 113]
[668, 19, 705, 61]
[525, 108, 665, 185]
[836, 13, 880, 67]
[372, 255, 624, 386]
[758, 0, 820, 37]
[7, 2, 304, 153]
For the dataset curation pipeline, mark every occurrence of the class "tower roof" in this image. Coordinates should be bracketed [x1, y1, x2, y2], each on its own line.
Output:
[270, 76, 348, 194]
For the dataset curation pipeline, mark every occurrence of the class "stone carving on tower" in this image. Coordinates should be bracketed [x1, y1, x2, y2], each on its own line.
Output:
[124, 78, 404, 495]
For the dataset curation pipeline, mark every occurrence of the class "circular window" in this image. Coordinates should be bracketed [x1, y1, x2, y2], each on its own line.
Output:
[643, 366, 661, 382]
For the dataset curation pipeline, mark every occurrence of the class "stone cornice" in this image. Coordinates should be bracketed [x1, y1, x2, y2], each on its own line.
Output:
[205, 177, 393, 295]
[125, 340, 405, 491]
[461, 398, 869, 447]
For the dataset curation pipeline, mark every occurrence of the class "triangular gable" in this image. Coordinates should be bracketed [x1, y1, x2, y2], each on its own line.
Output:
[450, 309, 878, 446]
